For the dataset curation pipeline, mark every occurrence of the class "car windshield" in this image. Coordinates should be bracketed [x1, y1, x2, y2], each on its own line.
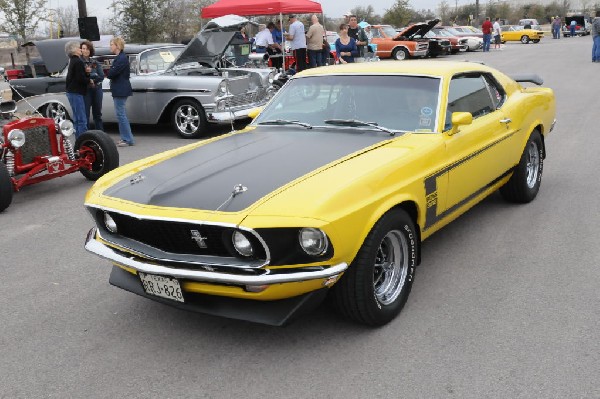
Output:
[254, 75, 441, 133]
[136, 48, 184, 74]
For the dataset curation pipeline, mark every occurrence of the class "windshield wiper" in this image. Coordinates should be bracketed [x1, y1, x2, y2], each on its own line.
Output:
[324, 119, 399, 136]
[258, 120, 313, 129]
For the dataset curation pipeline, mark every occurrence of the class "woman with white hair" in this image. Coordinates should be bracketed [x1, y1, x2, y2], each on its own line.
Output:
[65, 40, 90, 138]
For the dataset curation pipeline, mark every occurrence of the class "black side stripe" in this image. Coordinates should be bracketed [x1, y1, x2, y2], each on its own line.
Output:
[423, 131, 518, 230]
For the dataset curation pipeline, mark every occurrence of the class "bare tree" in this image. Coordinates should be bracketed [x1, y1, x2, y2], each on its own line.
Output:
[0, 0, 47, 62]
[56, 5, 78, 37]
[438, 0, 452, 25]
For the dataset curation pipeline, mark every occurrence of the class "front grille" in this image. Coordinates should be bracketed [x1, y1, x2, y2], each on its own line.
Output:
[106, 212, 266, 260]
[20, 125, 51, 164]
[417, 42, 428, 51]
[227, 88, 266, 108]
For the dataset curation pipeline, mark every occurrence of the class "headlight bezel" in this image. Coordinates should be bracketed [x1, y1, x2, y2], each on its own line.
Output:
[232, 230, 254, 257]
[103, 212, 118, 234]
[59, 120, 75, 137]
[298, 228, 329, 256]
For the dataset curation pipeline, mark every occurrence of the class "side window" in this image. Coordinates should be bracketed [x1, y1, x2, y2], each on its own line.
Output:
[445, 74, 496, 129]
[482, 74, 505, 109]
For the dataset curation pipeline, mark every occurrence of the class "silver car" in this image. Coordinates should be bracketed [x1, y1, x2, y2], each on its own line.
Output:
[17, 31, 277, 138]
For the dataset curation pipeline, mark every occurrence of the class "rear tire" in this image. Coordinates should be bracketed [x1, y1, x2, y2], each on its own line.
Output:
[500, 130, 543, 203]
[171, 99, 207, 139]
[0, 162, 13, 212]
[331, 209, 417, 326]
[75, 130, 120, 181]
[520, 35, 530, 44]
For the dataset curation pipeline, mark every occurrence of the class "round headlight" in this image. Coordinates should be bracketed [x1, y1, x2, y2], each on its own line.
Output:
[232, 230, 253, 257]
[59, 120, 75, 137]
[268, 70, 276, 84]
[7, 129, 25, 148]
[299, 228, 328, 256]
[104, 212, 118, 234]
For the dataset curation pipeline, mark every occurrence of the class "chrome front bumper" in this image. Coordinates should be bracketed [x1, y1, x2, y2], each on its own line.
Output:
[413, 50, 428, 57]
[85, 228, 348, 285]
[207, 107, 258, 123]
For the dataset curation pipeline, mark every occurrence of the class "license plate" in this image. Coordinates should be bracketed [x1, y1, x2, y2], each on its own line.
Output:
[47, 160, 65, 174]
[139, 272, 184, 302]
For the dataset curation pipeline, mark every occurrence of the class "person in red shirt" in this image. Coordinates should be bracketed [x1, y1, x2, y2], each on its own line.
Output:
[482, 17, 493, 52]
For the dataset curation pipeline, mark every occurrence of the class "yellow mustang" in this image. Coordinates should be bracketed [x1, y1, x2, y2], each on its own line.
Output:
[500, 25, 545, 43]
[84, 61, 556, 326]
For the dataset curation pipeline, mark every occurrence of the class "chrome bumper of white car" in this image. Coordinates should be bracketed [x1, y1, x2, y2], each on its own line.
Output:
[85, 227, 348, 285]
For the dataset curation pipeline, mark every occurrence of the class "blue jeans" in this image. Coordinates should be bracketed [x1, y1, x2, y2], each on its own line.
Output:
[84, 86, 103, 130]
[308, 49, 324, 67]
[570, 26, 576, 36]
[113, 97, 134, 145]
[482, 33, 492, 51]
[66, 92, 87, 138]
[593, 35, 600, 61]
[552, 27, 560, 39]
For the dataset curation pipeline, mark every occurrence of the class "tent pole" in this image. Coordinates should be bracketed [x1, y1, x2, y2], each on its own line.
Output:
[280, 12, 285, 71]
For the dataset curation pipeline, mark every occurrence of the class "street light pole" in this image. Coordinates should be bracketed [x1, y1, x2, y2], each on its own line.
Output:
[77, 0, 87, 17]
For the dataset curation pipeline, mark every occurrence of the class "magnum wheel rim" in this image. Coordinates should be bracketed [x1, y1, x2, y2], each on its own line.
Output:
[80, 140, 105, 173]
[394, 50, 406, 60]
[175, 105, 200, 135]
[373, 230, 409, 305]
[46, 103, 68, 124]
[525, 140, 540, 188]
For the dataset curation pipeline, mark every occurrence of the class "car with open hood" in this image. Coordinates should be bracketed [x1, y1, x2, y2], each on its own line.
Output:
[84, 60, 556, 326]
[16, 18, 277, 139]
[396, 20, 451, 58]
[562, 15, 591, 37]
[370, 24, 429, 60]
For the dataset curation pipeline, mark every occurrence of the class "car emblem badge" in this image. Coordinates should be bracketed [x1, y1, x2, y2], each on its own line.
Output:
[190, 230, 208, 248]
[129, 174, 145, 185]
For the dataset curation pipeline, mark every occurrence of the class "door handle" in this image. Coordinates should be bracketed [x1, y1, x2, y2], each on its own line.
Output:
[499, 118, 512, 124]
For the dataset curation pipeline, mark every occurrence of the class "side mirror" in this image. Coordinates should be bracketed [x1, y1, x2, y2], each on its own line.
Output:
[447, 111, 473, 136]
[247, 107, 263, 120]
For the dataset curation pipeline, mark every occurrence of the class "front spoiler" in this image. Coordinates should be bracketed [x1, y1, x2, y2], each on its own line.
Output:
[109, 265, 328, 326]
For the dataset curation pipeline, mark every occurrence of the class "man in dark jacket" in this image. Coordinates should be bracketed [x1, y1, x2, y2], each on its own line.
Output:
[107, 37, 134, 146]
[65, 41, 90, 138]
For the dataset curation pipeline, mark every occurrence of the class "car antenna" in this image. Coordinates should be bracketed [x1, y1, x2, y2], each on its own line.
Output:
[3, 76, 44, 118]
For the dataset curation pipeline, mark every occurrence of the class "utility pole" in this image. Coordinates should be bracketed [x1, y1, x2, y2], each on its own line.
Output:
[77, 0, 88, 17]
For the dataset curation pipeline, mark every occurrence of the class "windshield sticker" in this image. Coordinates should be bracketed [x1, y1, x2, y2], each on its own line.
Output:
[159, 52, 175, 62]
[420, 107, 433, 116]
[419, 117, 432, 127]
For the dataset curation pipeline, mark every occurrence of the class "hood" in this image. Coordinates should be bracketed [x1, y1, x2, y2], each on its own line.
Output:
[22, 38, 78, 73]
[203, 14, 255, 31]
[102, 127, 390, 212]
[398, 19, 440, 39]
[170, 30, 236, 68]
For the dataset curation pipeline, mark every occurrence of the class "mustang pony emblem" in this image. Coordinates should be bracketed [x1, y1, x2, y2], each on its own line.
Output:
[190, 230, 208, 248]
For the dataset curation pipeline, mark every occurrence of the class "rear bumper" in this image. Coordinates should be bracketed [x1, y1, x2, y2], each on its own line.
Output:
[108, 265, 328, 326]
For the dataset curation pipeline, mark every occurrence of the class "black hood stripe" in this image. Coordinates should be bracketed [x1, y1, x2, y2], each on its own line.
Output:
[104, 127, 391, 212]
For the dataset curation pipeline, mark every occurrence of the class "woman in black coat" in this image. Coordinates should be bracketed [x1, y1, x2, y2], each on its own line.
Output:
[65, 41, 90, 138]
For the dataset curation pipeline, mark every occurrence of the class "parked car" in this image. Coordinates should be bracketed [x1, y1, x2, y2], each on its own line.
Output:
[370, 24, 429, 60]
[562, 15, 591, 36]
[0, 69, 119, 213]
[518, 18, 542, 30]
[501, 25, 544, 43]
[431, 27, 469, 53]
[393, 20, 450, 58]
[9, 44, 185, 102]
[441, 26, 483, 51]
[16, 25, 277, 138]
[84, 60, 556, 326]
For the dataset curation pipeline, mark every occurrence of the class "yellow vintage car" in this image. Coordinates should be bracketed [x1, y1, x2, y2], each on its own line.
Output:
[500, 25, 545, 43]
[84, 61, 556, 326]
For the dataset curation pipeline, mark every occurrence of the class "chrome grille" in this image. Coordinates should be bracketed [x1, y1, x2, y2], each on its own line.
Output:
[417, 42, 429, 51]
[227, 88, 266, 108]
[227, 76, 250, 95]
[20, 125, 51, 164]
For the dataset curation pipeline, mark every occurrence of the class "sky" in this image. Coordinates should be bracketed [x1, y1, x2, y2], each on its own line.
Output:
[54, 0, 442, 21]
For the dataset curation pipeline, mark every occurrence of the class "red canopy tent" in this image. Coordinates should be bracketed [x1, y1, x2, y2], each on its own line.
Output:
[201, 0, 322, 19]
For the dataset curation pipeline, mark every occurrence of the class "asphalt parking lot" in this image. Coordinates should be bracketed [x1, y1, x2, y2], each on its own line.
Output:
[1, 36, 599, 398]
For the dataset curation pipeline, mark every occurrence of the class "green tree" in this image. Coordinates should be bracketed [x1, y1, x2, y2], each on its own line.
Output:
[0, 0, 47, 62]
[382, 0, 414, 27]
[110, 0, 168, 43]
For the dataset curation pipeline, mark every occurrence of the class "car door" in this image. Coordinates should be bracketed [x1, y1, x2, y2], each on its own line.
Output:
[441, 72, 516, 214]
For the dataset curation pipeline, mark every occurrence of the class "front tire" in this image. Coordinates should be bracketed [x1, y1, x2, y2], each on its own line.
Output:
[331, 209, 417, 326]
[392, 47, 409, 61]
[500, 130, 543, 203]
[75, 130, 119, 181]
[521, 35, 530, 44]
[171, 99, 207, 139]
[0, 162, 13, 212]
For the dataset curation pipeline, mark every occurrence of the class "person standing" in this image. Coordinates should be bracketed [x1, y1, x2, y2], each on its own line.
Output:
[592, 11, 600, 62]
[306, 15, 326, 68]
[347, 15, 369, 59]
[552, 16, 562, 39]
[80, 40, 104, 131]
[285, 15, 307, 73]
[65, 41, 89, 138]
[233, 25, 250, 66]
[493, 18, 502, 49]
[481, 17, 493, 52]
[570, 19, 577, 37]
[255, 23, 282, 69]
[107, 37, 134, 147]
[335, 24, 358, 64]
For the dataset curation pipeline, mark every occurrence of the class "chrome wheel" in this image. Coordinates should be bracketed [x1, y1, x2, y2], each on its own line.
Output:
[175, 104, 200, 135]
[373, 230, 409, 305]
[44, 103, 68, 124]
[521, 35, 530, 44]
[525, 140, 540, 188]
